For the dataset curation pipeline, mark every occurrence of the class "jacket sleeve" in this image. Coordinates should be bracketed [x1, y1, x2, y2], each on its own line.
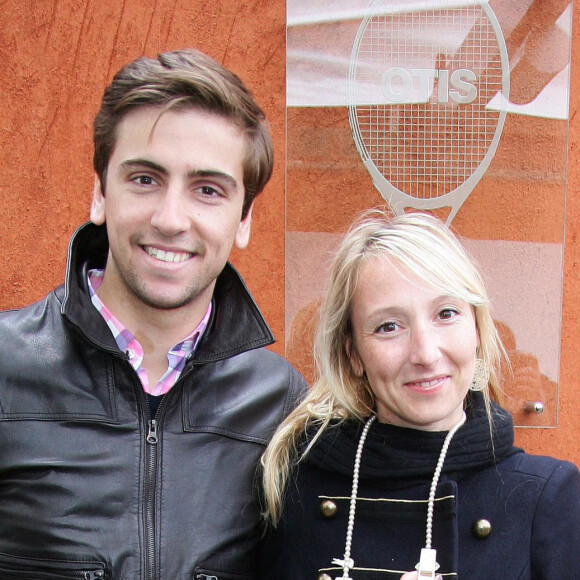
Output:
[286, 365, 309, 414]
[530, 458, 580, 578]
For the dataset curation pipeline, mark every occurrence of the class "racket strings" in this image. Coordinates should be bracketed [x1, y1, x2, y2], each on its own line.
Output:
[353, 6, 504, 199]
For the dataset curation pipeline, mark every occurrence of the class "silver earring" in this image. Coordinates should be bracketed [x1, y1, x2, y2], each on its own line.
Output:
[470, 358, 488, 392]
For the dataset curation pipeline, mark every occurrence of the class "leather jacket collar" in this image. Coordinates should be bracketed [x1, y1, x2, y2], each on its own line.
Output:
[59, 222, 275, 362]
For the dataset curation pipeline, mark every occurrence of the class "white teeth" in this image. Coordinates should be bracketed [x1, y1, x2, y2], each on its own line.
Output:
[146, 247, 190, 263]
[418, 378, 439, 388]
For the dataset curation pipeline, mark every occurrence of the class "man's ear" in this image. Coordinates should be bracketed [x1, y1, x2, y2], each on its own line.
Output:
[234, 202, 254, 250]
[346, 334, 365, 377]
[90, 174, 106, 225]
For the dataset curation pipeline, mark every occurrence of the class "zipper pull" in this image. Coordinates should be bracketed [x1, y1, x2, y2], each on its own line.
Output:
[84, 570, 105, 580]
[147, 419, 158, 444]
[196, 575, 218, 580]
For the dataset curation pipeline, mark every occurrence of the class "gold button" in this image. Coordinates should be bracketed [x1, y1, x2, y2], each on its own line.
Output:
[318, 574, 332, 580]
[472, 518, 492, 538]
[319, 499, 338, 518]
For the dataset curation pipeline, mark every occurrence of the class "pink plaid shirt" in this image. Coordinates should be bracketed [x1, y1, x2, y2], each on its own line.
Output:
[88, 269, 211, 396]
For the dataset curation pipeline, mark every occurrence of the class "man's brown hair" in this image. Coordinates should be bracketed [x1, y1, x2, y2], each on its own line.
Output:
[93, 49, 273, 218]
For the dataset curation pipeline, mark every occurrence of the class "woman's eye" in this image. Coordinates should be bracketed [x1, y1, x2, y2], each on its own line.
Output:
[439, 308, 458, 320]
[377, 321, 398, 333]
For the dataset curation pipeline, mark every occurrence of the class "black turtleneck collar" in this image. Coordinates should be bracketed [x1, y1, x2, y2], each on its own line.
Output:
[303, 392, 521, 481]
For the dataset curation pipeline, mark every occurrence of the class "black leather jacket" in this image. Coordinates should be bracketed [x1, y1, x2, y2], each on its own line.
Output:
[0, 223, 306, 580]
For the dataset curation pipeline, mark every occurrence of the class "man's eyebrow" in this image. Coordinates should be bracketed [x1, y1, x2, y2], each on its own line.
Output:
[119, 158, 168, 174]
[186, 169, 239, 190]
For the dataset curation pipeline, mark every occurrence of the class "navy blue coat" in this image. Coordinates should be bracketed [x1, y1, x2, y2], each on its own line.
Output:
[259, 395, 580, 579]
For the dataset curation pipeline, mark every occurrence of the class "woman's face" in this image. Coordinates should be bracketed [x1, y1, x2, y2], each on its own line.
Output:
[348, 256, 478, 431]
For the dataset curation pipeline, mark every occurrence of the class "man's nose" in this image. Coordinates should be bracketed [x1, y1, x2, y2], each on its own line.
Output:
[150, 186, 190, 235]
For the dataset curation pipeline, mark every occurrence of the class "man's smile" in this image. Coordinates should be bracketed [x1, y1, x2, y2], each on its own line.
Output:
[144, 246, 193, 263]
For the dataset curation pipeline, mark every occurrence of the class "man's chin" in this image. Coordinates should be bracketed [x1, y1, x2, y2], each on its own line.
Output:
[136, 292, 197, 311]
[131, 281, 214, 312]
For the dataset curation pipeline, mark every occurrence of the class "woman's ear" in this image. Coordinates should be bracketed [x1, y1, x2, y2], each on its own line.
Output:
[346, 334, 364, 377]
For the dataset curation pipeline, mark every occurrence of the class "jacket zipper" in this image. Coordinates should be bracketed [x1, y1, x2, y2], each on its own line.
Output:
[145, 418, 159, 580]
[127, 350, 163, 580]
[136, 360, 193, 579]
[141, 365, 208, 579]
[84, 571, 105, 580]
[138, 356, 177, 580]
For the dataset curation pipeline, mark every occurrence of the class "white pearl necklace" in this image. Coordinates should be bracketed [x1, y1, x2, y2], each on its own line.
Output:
[332, 412, 467, 580]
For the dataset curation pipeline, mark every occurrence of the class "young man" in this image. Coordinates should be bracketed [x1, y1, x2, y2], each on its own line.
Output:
[0, 49, 306, 579]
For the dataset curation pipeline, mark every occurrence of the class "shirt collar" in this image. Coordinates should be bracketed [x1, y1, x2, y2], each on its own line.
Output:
[87, 269, 211, 395]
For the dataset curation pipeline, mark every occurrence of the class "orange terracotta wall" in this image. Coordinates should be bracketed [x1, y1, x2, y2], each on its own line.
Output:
[0, 0, 287, 347]
[0, 1, 578, 466]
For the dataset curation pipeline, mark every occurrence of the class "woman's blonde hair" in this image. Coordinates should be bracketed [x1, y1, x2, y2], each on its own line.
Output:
[262, 210, 507, 524]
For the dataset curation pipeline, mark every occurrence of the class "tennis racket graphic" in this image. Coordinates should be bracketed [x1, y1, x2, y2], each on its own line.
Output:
[348, 0, 510, 225]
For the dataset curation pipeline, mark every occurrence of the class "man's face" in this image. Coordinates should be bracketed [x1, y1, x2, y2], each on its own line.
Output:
[90, 106, 251, 315]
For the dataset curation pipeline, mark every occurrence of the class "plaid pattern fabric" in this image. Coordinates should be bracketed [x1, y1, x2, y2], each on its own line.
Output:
[88, 269, 210, 396]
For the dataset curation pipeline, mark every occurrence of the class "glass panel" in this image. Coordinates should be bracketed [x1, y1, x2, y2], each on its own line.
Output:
[286, 0, 571, 427]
